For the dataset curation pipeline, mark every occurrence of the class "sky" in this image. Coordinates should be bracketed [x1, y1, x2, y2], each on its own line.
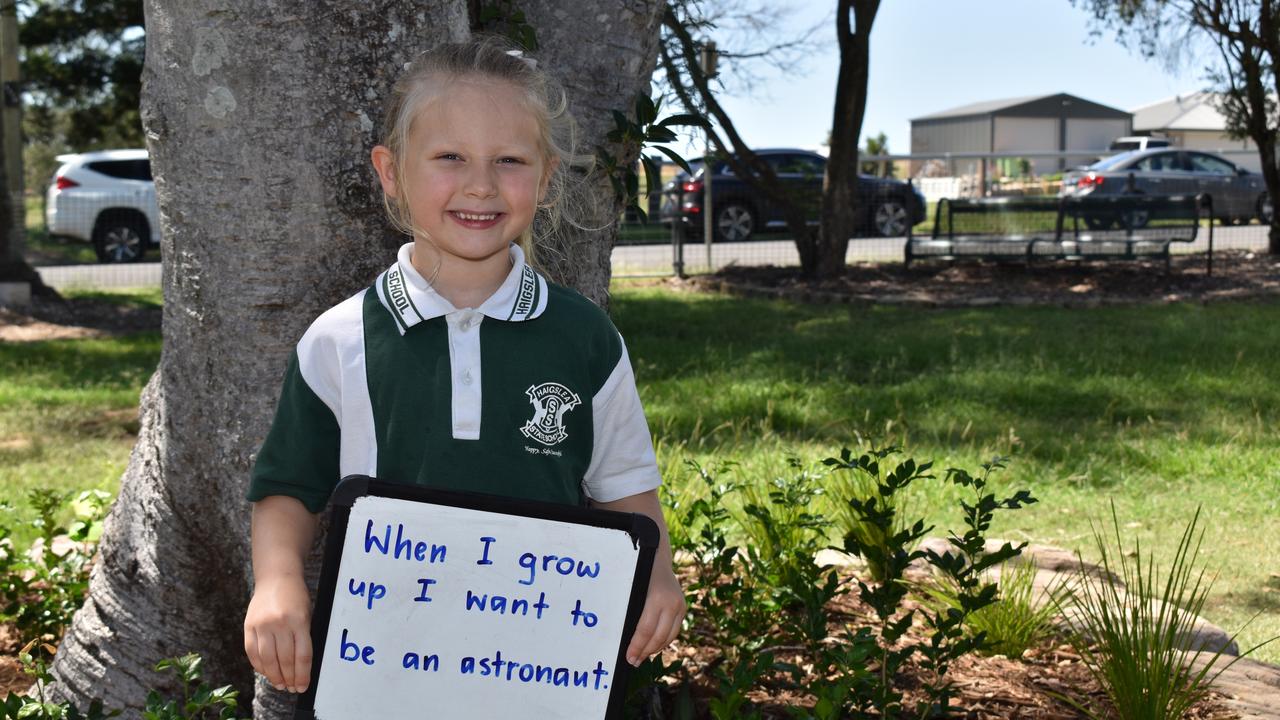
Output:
[671, 0, 1207, 156]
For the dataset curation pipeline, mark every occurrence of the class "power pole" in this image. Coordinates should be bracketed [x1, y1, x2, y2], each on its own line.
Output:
[699, 39, 716, 269]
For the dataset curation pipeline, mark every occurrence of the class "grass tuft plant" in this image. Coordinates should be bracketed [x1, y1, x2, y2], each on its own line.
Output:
[1056, 504, 1272, 720]
[921, 560, 1063, 658]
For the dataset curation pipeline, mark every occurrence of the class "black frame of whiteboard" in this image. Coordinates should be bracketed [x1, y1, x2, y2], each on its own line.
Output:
[292, 475, 661, 720]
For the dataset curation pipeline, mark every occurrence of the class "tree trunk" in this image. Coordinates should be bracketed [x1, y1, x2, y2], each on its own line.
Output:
[1262, 0, 1280, 255]
[46, 1, 663, 717]
[0, 104, 54, 294]
[814, 0, 878, 279]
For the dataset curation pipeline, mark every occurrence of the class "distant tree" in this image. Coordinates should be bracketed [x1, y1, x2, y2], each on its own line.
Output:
[19, 0, 144, 186]
[860, 130, 894, 177]
[816, 0, 881, 278]
[0, 104, 53, 291]
[1073, 0, 1279, 253]
[658, 1, 820, 265]
[661, 0, 882, 278]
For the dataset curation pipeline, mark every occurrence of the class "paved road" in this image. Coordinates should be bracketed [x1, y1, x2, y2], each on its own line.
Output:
[33, 226, 1271, 289]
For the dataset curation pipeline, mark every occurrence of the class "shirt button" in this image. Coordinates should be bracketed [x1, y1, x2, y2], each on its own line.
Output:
[462, 370, 473, 385]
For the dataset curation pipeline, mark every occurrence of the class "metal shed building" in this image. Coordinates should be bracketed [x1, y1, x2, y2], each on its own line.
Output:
[910, 93, 1132, 176]
[1131, 92, 1259, 171]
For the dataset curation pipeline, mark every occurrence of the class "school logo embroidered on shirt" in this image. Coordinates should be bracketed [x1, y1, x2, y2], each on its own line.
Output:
[520, 382, 580, 446]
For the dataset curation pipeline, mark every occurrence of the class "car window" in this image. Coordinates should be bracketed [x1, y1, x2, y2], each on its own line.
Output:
[768, 154, 824, 177]
[1109, 141, 1139, 151]
[87, 159, 152, 181]
[1133, 153, 1176, 172]
[1187, 153, 1234, 175]
[1091, 151, 1139, 170]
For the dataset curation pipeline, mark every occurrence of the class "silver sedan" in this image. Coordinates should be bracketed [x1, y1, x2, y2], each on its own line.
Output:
[1061, 149, 1272, 228]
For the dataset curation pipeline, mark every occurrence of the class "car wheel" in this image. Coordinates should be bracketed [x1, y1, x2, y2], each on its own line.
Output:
[1260, 194, 1275, 225]
[93, 213, 148, 263]
[715, 203, 754, 243]
[1120, 209, 1150, 230]
[873, 200, 909, 237]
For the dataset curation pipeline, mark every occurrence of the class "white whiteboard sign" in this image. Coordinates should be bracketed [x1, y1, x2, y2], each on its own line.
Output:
[301, 481, 656, 720]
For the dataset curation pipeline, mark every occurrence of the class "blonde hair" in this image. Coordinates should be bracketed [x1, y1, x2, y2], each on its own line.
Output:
[377, 35, 593, 270]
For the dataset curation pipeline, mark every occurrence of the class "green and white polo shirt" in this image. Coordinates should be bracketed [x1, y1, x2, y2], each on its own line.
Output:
[247, 242, 660, 512]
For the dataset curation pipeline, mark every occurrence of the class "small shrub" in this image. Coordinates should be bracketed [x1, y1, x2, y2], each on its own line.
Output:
[143, 653, 242, 720]
[0, 640, 117, 720]
[1056, 505, 1273, 720]
[826, 449, 1036, 717]
[667, 460, 771, 653]
[735, 460, 842, 651]
[0, 490, 111, 641]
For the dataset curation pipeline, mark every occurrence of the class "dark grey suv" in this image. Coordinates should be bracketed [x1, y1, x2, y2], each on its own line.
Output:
[660, 148, 926, 242]
[1061, 149, 1271, 227]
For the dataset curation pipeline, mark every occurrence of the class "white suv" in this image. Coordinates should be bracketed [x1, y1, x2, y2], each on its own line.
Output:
[46, 149, 159, 263]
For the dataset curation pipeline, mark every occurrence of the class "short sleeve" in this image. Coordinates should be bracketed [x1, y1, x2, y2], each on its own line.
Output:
[581, 338, 661, 502]
[246, 350, 341, 513]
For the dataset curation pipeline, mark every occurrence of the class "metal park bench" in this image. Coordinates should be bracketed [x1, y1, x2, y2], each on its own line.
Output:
[906, 194, 1214, 274]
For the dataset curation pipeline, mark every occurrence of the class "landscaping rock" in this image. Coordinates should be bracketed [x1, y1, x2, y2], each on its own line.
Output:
[1195, 654, 1280, 719]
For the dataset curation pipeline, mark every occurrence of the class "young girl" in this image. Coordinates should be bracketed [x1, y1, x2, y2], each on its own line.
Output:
[242, 37, 684, 695]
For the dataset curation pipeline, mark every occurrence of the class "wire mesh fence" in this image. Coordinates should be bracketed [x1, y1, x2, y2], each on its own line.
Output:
[25, 149, 1274, 290]
[614, 148, 1274, 277]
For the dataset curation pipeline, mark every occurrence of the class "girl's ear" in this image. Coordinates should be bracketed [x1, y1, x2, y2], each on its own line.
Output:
[371, 145, 399, 199]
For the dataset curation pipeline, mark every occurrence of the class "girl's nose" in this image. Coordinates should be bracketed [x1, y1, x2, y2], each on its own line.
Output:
[464, 163, 498, 198]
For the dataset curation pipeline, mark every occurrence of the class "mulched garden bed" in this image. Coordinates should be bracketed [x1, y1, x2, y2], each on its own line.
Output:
[0, 624, 28, 696]
[683, 250, 1280, 308]
[658, 567, 1235, 719]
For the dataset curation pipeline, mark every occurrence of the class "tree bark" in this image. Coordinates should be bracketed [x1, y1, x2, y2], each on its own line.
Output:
[45, 1, 663, 717]
[815, 0, 878, 279]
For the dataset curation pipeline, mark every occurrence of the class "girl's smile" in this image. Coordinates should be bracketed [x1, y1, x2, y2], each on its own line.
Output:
[449, 210, 504, 229]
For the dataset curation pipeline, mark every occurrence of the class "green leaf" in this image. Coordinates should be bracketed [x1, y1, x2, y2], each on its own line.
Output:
[657, 112, 707, 128]
[652, 145, 694, 175]
[643, 126, 679, 144]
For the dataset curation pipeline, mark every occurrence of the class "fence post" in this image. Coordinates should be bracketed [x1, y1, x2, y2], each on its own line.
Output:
[672, 187, 686, 279]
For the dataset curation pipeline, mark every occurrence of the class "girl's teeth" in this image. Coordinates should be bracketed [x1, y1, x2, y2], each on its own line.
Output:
[457, 212, 497, 221]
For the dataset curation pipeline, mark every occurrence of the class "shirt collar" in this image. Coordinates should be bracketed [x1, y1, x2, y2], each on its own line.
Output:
[374, 242, 549, 334]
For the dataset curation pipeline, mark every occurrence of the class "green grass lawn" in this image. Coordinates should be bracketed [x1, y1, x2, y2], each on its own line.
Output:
[0, 290, 161, 544]
[2, 284, 1277, 663]
[613, 282, 1280, 664]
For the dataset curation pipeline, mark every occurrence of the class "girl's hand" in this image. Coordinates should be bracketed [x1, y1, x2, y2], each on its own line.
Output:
[625, 562, 685, 666]
[244, 574, 313, 693]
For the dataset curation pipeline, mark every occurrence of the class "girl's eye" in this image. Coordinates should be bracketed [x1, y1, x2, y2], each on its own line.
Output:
[498, 157, 524, 165]
[437, 153, 461, 161]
